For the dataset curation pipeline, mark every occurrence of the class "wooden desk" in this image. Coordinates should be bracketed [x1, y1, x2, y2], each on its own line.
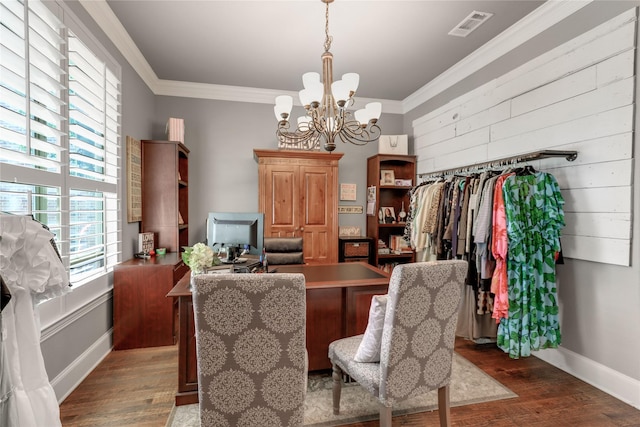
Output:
[166, 262, 389, 406]
[114, 253, 188, 350]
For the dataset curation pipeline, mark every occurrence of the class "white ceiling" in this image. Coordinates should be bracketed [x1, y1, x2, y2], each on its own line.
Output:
[93, 0, 546, 106]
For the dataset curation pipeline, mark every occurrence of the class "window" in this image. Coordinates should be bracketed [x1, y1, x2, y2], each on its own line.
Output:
[0, 0, 121, 287]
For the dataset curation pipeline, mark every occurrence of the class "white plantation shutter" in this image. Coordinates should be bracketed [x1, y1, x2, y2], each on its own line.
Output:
[0, 0, 121, 285]
[67, 30, 121, 281]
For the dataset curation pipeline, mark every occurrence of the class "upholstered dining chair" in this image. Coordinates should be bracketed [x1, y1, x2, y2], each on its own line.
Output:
[328, 260, 467, 427]
[191, 273, 307, 427]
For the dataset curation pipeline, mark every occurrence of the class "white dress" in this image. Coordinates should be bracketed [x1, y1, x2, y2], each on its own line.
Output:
[0, 215, 70, 427]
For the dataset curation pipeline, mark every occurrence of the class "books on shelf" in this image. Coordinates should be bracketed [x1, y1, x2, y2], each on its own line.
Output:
[389, 235, 412, 254]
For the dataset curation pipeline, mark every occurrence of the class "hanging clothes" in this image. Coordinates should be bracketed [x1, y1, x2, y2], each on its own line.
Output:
[496, 172, 565, 359]
[410, 181, 444, 262]
[414, 154, 568, 355]
[0, 215, 69, 426]
[490, 172, 515, 322]
[407, 175, 499, 341]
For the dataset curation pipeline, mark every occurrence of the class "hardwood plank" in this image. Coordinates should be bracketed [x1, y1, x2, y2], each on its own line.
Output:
[59, 338, 640, 426]
[60, 345, 178, 427]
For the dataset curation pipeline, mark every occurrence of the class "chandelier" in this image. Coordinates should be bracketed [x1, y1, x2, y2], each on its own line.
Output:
[273, 0, 382, 152]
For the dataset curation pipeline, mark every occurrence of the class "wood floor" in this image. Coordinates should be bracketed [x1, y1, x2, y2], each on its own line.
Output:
[59, 338, 640, 427]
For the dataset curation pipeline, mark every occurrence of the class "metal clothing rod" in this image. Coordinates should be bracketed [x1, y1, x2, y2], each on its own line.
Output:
[417, 149, 578, 178]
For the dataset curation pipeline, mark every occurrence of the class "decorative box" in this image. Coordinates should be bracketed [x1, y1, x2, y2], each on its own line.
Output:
[166, 117, 185, 143]
[378, 134, 408, 155]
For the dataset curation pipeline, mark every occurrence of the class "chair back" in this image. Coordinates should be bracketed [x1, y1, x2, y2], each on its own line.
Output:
[378, 260, 467, 406]
[263, 237, 304, 265]
[192, 273, 307, 426]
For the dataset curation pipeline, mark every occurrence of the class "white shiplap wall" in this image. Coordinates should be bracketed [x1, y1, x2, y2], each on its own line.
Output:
[413, 8, 636, 267]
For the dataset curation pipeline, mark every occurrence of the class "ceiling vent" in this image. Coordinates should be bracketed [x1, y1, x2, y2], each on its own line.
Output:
[448, 10, 494, 37]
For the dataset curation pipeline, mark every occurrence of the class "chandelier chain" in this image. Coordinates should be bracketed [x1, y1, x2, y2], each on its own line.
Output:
[324, 1, 332, 53]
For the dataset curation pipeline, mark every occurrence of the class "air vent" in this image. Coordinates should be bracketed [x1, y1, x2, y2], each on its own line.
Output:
[448, 10, 494, 37]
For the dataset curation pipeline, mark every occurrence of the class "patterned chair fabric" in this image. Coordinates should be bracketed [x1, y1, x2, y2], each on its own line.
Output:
[192, 273, 307, 427]
[328, 260, 467, 427]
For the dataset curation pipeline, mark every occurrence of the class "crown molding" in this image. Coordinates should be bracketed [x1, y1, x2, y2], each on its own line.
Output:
[154, 79, 404, 114]
[78, 0, 159, 92]
[79, 0, 588, 116]
[401, 0, 594, 113]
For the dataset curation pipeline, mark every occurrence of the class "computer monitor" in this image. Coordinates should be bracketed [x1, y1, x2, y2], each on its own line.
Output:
[206, 212, 264, 256]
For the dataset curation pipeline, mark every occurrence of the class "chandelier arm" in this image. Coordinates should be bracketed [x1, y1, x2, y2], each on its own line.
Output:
[337, 120, 382, 146]
[276, 121, 322, 150]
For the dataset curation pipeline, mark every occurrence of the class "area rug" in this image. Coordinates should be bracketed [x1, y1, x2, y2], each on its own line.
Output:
[166, 352, 516, 427]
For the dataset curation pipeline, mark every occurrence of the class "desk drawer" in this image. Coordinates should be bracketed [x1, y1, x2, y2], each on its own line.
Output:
[344, 242, 370, 257]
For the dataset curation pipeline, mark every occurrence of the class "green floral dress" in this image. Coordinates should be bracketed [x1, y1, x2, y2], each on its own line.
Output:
[497, 172, 565, 358]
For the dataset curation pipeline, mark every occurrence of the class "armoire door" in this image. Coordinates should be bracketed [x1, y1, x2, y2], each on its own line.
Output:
[299, 165, 334, 264]
[263, 163, 299, 237]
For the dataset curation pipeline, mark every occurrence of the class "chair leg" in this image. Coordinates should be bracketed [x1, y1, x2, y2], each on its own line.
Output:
[438, 384, 451, 427]
[379, 404, 392, 427]
[331, 363, 343, 415]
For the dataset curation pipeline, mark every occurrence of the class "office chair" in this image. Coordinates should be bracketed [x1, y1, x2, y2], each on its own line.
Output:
[263, 237, 304, 265]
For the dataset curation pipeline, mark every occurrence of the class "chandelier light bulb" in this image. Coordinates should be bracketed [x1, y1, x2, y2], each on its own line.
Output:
[274, 106, 285, 121]
[299, 89, 312, 108]
[354, 108, 368, 125]
[331, 79, 350, 104]
[302, 72, 321, 89]
[342, 73, 359, 94]
[274, 95, 293, 120]
[366, 102, 382, 121]
[297, 116, 311, 131]
[307, 82, 324, 105]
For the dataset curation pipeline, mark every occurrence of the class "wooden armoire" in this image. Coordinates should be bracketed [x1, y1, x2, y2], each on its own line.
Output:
[254, 149, 343, 264]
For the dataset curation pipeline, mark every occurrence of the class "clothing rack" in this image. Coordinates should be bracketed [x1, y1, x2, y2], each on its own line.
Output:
[417, 149, 578, 179]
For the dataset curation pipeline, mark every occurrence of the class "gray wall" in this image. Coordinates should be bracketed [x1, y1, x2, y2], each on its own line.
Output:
[153, 97, 403, 245]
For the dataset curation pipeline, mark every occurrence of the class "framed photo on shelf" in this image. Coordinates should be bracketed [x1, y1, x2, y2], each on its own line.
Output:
[138, 232, 154, 254]
[380, 169, 395, 185]
[381, 206, 396, 224]
[395, 178, 413, 186]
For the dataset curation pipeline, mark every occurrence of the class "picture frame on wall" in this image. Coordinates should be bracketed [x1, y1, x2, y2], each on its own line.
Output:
[126, 136, 142, 223]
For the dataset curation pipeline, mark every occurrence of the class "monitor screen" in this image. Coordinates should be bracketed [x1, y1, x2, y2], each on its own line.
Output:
[206, 212, 264, 256]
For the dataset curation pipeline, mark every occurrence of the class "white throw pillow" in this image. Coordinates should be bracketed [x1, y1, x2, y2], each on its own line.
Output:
[354, 294, 388, 362]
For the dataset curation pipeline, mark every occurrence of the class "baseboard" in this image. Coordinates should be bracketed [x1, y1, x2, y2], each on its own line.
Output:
[51, 330, 113, 403]
[534, 346, 640, 409]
